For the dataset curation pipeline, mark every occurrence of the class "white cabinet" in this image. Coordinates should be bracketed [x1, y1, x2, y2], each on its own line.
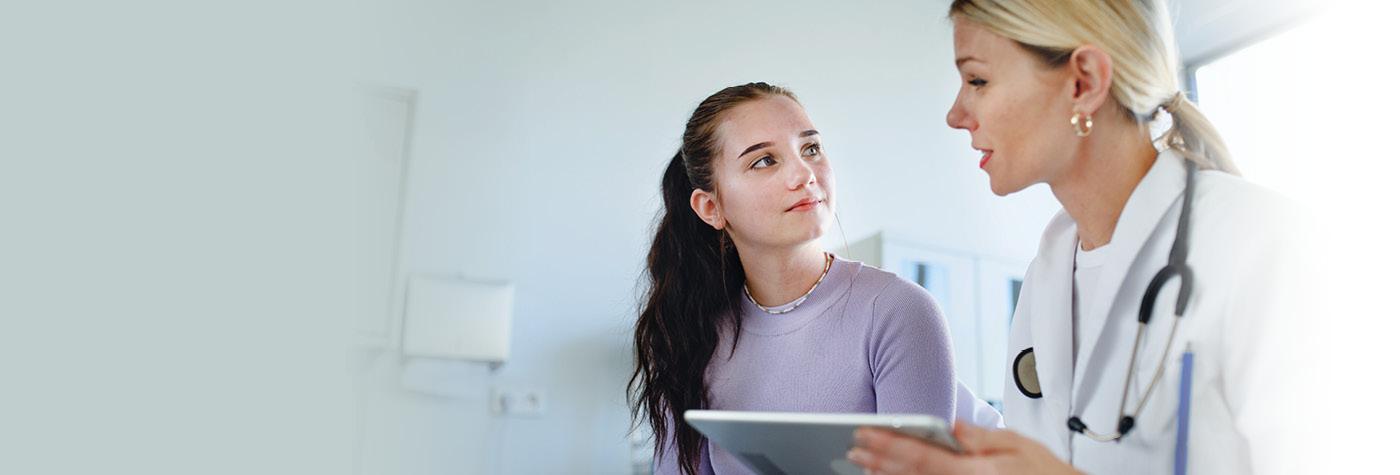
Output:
[845, 233, 1026, 405]
[972, 258, 1027, 405]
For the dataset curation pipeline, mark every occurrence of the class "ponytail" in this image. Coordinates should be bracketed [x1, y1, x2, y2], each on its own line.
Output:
[1160, 91, 1241, 175]
[630, 150, 745, 475]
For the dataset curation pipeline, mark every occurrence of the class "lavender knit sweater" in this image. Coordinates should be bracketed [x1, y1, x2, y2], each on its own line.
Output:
[654, 256, 957, 474]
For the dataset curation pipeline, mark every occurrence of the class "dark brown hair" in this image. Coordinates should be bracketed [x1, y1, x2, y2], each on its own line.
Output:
[628, 82, 798, 475]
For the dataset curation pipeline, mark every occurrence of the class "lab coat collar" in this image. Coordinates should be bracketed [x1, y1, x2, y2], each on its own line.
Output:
[1071, 149, 1189, 399]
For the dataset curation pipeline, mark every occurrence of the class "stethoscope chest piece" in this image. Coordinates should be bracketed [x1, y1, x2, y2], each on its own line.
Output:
[1013, 347, 1043, 399]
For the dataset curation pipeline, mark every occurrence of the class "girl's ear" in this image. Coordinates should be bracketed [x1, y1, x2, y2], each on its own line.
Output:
[690, 189, 725, 230]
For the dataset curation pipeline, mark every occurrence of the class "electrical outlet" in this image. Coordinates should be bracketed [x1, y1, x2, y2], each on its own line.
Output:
[491, 388, 546, 417]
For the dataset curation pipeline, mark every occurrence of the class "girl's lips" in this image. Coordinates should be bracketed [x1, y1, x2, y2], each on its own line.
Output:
[787, 199, 822, 212]
[979, 151, 992, 169]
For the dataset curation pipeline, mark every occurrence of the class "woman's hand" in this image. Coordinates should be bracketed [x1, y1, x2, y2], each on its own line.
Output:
[846, 422, 1081, 475]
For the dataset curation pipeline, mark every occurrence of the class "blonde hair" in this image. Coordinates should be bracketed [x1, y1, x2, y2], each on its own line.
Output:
[949, 0, 1240, 175]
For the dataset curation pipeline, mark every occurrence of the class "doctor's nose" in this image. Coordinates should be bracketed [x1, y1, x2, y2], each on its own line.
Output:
[947, 100, 975, 131]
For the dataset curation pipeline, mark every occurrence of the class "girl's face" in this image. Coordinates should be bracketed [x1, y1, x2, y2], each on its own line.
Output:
[946, 17, 1079, 196]
[693, 95, 834, 250]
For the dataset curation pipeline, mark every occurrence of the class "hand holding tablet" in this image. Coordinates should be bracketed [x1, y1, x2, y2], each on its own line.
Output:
[684, 410, 961, 475]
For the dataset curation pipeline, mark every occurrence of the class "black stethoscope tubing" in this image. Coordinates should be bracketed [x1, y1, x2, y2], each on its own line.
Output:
[1064, 159, 1197, 442]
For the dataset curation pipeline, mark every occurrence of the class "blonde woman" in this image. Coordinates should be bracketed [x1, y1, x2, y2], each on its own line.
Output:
[848, 1, 1305, 474]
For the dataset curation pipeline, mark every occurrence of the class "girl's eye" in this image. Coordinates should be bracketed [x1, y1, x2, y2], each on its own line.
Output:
[968, 78, 987, 87]
[802, 144, 822, 157]
[751, 156, 777, 169]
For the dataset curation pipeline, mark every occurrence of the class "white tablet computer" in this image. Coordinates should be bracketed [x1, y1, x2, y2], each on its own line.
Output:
[684, 410, 961, 475]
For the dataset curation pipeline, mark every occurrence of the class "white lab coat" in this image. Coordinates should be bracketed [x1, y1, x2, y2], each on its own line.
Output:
[1002, 149, 1308, 474]
[955, 379, 1005, 429]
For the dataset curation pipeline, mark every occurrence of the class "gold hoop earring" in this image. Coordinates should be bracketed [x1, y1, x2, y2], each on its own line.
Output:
[1070, 112, 1093, 137]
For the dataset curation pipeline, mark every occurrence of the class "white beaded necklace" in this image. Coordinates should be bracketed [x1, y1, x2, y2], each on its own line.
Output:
[742, 253, 834, 315]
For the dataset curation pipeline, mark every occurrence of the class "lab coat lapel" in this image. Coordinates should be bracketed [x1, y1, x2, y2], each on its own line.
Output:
[1071, 150, 1188, 398]
[1028, 211, 1077, 404]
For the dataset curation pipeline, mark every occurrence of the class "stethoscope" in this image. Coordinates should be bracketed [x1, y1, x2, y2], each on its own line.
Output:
[1012, 159, 1198, 443]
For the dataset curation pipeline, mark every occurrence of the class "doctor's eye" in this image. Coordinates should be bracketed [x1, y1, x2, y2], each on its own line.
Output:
[751, 156, 777, 169]
[968, 78, 987, 87]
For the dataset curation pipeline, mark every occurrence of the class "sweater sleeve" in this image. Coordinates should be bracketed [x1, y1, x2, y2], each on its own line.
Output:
[866, 278, 958, 422]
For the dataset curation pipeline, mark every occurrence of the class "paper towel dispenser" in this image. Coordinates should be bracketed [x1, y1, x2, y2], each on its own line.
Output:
[402, 275, 514, 364]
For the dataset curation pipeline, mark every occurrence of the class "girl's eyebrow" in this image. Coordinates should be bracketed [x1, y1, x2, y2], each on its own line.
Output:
[737, 130, 821, 159]
[737, 142, 773, 160]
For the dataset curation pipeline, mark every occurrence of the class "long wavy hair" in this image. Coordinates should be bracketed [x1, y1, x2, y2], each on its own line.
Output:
[628, 82, 798, 475]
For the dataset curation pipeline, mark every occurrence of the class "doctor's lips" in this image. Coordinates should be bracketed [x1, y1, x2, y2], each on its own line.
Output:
[786, 197, 824, 212]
